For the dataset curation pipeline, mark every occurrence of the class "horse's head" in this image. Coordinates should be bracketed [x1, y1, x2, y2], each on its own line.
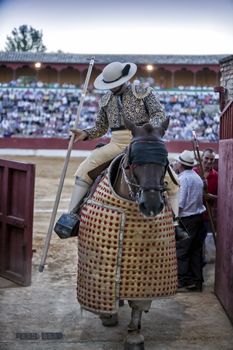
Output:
[123, 118, 169, 217]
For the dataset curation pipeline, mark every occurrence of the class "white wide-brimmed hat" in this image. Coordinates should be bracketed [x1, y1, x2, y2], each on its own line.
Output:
[178, 150, 197, 167]
[94, 62, 137, 90]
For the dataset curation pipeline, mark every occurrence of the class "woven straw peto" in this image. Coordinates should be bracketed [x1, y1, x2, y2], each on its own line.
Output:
[77, 172, 177, 314]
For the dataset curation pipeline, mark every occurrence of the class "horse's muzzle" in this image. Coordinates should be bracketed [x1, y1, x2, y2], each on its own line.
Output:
[138, 189, 164, 217]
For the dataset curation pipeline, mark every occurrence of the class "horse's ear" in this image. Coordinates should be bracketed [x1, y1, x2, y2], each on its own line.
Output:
[123, 117, 137, 134]
[160, 117, 170, 137]
[162, 117, 170, 131]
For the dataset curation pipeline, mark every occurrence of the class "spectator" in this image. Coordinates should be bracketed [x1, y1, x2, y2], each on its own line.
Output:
[194, 148, 218, 263]
[194, 148, 218, 215]
[176, 150, 206, 292]
[0, 80, 220, 140]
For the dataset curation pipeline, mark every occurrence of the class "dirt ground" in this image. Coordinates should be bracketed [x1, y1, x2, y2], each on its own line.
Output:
[0, 156, 233, 350]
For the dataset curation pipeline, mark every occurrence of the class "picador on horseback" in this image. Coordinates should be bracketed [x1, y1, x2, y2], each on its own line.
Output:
[69, 62, 186, 236]
[59, 61, 189, 349]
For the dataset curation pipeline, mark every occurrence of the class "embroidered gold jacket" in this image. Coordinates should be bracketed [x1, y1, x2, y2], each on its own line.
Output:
[84, 83, 166, 140]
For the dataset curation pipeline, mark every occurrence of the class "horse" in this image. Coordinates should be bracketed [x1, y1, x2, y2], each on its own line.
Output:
[76, 118, 177, 349]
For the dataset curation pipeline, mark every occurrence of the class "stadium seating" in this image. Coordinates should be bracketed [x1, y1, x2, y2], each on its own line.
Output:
[0, 80, 220, 141]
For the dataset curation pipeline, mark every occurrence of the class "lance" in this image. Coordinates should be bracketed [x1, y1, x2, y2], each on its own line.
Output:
[192, 130, 217, 246]
[39, 57, 95, 272]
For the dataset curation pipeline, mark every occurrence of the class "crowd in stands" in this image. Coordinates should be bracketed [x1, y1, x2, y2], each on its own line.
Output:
[0, 79, 220, 141]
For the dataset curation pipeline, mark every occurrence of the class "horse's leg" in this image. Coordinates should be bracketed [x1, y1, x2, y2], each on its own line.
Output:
[127, 300, 151, 331]
[127, 307, 143, 332]
[124, 300, 152, 350]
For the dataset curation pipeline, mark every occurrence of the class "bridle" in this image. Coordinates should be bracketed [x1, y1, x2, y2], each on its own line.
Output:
[122, 138, 168, 202]
[122, 166, 166, 202]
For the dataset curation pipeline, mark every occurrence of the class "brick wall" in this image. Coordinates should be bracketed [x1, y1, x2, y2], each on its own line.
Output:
[220, 55, 233, 103]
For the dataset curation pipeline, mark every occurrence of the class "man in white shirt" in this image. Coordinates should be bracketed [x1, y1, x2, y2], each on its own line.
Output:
[176, 150, 206, 292]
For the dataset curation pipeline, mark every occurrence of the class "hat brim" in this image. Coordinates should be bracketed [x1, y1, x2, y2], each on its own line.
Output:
[94, 63, 137, 90]
[178, 156, 198, 167]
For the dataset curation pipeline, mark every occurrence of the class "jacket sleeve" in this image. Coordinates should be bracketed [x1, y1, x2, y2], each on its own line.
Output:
[178, 176, 188, 209]
[83, 107, 109, 140]
[144, 89, 166, 127]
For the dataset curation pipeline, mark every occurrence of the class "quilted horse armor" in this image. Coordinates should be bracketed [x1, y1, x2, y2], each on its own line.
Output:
[76, 155, 177, 314]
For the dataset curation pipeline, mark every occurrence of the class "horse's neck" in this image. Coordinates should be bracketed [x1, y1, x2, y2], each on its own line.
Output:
[113, 167, 131, 200]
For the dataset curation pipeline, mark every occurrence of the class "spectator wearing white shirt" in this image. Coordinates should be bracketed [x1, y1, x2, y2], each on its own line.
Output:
[176, 150, 206, 292]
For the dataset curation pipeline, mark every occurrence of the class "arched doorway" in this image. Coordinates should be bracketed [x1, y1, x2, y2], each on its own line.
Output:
[15, 66, 36, 81]
[38, 66, 57, 84]
[196, 68, 219, 87]
[174, 68, 193, 87]
[60, 66, 79, 85]
[0, 65, 13, 82]
[154, 68, 172, 88]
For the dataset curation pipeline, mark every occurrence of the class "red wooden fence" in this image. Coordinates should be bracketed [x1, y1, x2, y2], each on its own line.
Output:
[215, 98, 233, 323]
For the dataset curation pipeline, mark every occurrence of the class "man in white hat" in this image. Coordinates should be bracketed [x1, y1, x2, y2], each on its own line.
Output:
[68, 61, 174, 212]
[176, 150, 206, 291]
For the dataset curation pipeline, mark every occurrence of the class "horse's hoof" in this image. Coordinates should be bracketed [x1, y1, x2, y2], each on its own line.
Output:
[127, 321, 141, 332]
[99, 313, 118, 327]
[124, 332, 145, 350]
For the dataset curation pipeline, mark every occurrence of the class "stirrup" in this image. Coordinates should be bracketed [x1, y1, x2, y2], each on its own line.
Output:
[54, 212, 80, 239]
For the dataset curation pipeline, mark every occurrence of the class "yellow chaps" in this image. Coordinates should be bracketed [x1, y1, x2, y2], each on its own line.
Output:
[75, 130, 132, 184]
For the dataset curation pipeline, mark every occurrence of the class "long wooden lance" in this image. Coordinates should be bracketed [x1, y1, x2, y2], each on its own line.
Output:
[192, 131, 217, 246]
[39, 57, 95, 272]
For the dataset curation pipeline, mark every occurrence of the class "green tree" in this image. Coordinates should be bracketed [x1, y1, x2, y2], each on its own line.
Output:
[5, 25, 46, 52]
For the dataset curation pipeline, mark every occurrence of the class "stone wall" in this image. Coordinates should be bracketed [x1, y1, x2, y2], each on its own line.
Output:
[220, 55, 233, 103]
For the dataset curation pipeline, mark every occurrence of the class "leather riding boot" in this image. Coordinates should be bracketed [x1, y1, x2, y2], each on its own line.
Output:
[68, 177, 90, 213]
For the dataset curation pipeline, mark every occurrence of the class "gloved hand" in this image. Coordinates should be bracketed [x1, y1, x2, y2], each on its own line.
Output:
[70, 128, 88, 143]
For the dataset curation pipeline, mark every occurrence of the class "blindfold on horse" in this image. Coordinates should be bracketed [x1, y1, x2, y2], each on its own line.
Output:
[113, 118, 169, 217]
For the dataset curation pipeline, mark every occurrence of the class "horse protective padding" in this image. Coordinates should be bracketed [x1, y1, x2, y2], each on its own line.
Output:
[77, 172, 177, 314]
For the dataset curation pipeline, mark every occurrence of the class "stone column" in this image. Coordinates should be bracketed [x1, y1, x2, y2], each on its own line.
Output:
[220, 55, 233, 103]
